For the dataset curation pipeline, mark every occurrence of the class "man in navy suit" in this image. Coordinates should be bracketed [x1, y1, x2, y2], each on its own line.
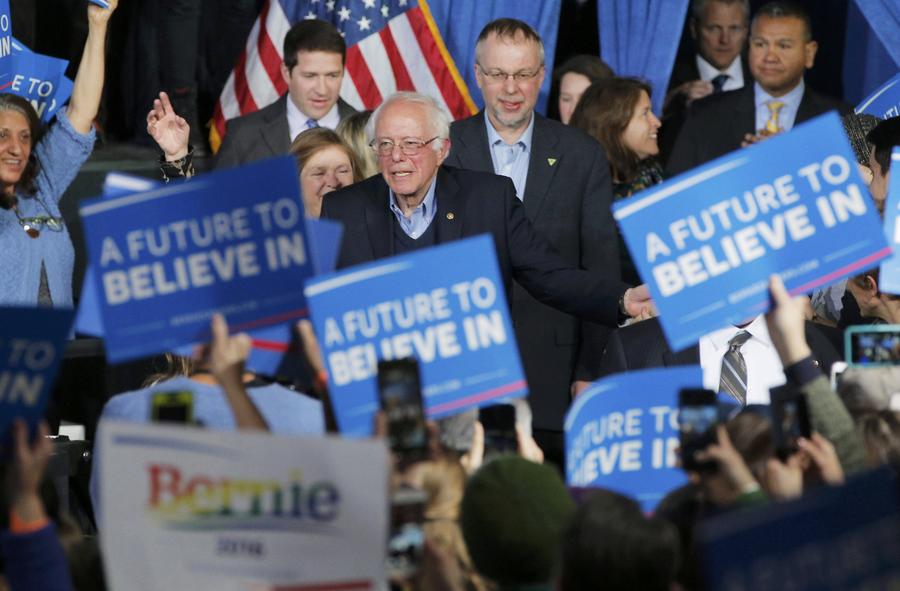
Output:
[668, 1, 848, 175]
[321, 92, 653, 412]
[441, 19, 621, 463]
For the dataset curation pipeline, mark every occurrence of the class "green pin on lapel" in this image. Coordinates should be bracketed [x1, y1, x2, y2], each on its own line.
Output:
[547, 158, 557, 166]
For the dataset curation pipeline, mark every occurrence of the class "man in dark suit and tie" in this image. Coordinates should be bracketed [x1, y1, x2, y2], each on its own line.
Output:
[668, 1, 849, 176]
[215, 19, 356, 169]
[660, 0, 751, 164]
[321, 91, 653, 411]
[598, 315, 841, 405]
[441, 19, 621, 463]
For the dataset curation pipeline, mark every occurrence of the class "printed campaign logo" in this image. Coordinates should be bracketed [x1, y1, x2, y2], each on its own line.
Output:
[0, 307, 74, 450]
[2, 37, 73, 123]
[614, 112, 890, 351]
[79, 157, 317, 363]
[856, 73, 900, 120]
[305, 235, 527, 437]
[565, 367, 701, 512]
[112, 433, 342, 532]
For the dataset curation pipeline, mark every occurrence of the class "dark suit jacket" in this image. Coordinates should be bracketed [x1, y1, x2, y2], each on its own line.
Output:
[659, 54, 752, 167]
[214, 95, 356, 169]
[321, 166, 629, 329]
[598, 317, 842, 380]
[443, 112, 620, 431]
[667, 83, 850, 176]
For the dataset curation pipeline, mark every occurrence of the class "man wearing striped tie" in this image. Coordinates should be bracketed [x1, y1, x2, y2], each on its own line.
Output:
[598, 313, 842, 406]
[667, 1, 848, 176]
[215, 19, 356, 170]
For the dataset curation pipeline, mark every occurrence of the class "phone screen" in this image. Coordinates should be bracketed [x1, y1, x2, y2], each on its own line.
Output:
[848, 329, 900, 365]
[150, 391, 194, 424]
[771, 386, 811, 460]
[480, 403, 517, 458]
[378, 358, 427, 461]
[679, 389, 718, 472]
[387, 487, 426, 580]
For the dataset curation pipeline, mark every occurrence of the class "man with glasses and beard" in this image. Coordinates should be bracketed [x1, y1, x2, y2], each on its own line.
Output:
[442, 19, 620, 467]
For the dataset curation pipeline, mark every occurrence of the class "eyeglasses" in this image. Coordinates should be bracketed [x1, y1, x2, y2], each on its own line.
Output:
[17, 214, 64, 239]
[370, 137, 441, 156]
[476, 63, 543, 84]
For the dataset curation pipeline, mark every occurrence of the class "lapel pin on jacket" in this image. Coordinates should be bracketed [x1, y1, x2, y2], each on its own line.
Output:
[446, 212, 455, 220]
[547, 158, 557, 166]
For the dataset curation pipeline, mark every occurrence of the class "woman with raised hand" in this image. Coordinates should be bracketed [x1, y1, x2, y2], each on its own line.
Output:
[0, 0, 118, 307]
[147, 93, 362, 218]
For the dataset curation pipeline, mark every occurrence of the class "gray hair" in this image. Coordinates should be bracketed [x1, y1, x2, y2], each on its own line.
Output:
[474, 18, 545, 68]
[365, 92, 450, 154]
[691, 0, 750, 22]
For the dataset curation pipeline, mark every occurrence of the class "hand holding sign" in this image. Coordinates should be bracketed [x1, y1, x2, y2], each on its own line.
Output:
[765, 275, 813, 366]
[615, 112, 889, 351]
[9, 420, 52, 522]
[87, 0, 117, 24]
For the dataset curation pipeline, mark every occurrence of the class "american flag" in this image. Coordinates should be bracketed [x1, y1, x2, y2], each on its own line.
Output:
[210, 0, 477, 152]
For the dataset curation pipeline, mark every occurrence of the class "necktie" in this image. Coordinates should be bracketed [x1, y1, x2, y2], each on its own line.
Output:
[711, 74, 729, 93]
[764, 101, 784, 134]
[306, 119, 319, 129]
[719, 331, 752, 405]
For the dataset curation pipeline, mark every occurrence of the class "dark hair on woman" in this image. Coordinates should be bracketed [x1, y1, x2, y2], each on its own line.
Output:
[569, 77, 652, 183]
[553, 54, 614, 88]
[289, 127, 363, 184]
[560, 488, 680, 591]
[0, 93, 43, 196]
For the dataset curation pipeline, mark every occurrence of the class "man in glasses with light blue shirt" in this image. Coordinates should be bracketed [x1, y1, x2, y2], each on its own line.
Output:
[442, 19, 622, 468]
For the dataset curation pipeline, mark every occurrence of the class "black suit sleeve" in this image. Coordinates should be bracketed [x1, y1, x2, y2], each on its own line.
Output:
[214, 118, 248, 170]
[503, 181, 629, 326]
[597, 327, 628, 377]
[574, 144, 621, 381]
[666, 106, 705, 176]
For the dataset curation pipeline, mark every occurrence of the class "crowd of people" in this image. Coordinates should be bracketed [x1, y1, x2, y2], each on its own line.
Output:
[1, 0, 900, 589]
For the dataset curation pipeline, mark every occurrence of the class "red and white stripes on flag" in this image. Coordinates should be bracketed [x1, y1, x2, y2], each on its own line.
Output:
[210, 0, 476, 153]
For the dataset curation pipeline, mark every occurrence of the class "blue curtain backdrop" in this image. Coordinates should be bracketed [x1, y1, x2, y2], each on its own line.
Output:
[844, 0, 900, 105]
[597, 0, 690, 116]
[425, 0, 562, 114]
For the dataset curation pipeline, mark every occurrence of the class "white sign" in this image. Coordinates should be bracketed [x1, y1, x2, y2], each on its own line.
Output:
[99, 420, 388, 591]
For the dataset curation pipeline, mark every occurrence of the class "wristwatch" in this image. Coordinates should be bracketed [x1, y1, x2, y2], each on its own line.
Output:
[617, 290, 629, 322]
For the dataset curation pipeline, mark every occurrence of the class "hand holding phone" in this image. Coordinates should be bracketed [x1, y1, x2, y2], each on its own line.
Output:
[150, 391, 195, 424]
[678, 388, 719, 472]
[377, 358, 428, 463]
[479, 404, 518, 460]
[770, 385, 811, 461]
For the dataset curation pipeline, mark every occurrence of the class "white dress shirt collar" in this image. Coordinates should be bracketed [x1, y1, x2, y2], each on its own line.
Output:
[695, 54, 745, 92]
[286, 97, 341, 142]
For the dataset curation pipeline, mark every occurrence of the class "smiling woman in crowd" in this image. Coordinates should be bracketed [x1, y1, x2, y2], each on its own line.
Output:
[569, 77, 663, 285]
[0, 0, 118, 307]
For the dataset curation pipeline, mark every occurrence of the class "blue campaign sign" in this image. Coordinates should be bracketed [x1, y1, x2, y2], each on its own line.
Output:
[305, 234, 527, 437]
[879, 149, 900, 294]
[564, 366, 702, 512]
[76, 173, 157, 337]
[856, 72, 900, 119]
[0, 307, 74, 451]
[80, 157, 316, 363]
[614, 112, 890, 351]
[6, 37, 72, 123]
[0, 2, 9, 87]
[701, 467, 900, 590]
